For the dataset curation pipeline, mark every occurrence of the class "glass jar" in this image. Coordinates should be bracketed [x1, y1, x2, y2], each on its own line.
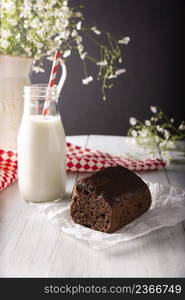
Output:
[17, 84, 66, 203]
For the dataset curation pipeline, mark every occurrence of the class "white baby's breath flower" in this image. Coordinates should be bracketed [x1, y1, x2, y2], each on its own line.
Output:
[26, 33, 33, 41]
[23, 20, 29, 29]
[156, 125, 163, 132]
[179, 124, 185, 130]
[25, 47, 32, 56]
[35, 1, 45, 11]
[91, 26, 101, 35]
[75, 35, 83, 44]
[21, 2, 32, 18]
[59, 30, 70, 41]
[63, 49, 71, 58]
[82, 76, 93, 85]
[54, 35, 63, 45]
[46, 56, 55, 61]
[115, 69, 126, 76]
[77, 44, 84, 54]
[96, 60, 108, 66]
[80, 52, 87, 60]
[32, 65, 45, 73]
[164, 130, 170, 139]
[150, 106, 157, 113]
[1, 40, 10, 49]
[15, 33, 21, 40]
[76, 21, 82, 30]
[2, 1, 16, 13]
[35, 42, 43, 49]
[129, 117, 137, 126]
[1, 29, 11, 38]
[108, 74, 117, 79]
[131, 130, 138, 137]
[140, 129, 148, 137]
[30, 18, 40, 28]
[118, 37, 130, 45]
[170, 118, 174, 123]
[71, 29, 78, 37]
[9, 19, 18, 26]
[119, 57, 122, 63]
[145, 120, 151, 126]
[152, 117, 158, 122]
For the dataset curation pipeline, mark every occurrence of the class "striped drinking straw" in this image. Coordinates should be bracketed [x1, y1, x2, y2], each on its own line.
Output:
[42, 50, 61, 116]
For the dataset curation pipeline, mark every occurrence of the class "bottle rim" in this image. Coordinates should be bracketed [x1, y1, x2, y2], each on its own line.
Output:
[24, 84, 58, 99]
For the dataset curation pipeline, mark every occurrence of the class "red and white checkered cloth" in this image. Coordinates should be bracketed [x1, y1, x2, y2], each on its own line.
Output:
[0, 142, 166, 192]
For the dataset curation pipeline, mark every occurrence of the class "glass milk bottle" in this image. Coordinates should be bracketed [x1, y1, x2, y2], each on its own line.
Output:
[18, 84, 66, 203]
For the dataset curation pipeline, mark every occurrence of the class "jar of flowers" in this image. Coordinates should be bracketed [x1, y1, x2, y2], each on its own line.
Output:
[0, 0, 130, 149]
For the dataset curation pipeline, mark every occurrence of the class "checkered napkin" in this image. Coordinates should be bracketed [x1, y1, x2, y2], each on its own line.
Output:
[0, 142, 166, 192]
[0, 149, 17, 192]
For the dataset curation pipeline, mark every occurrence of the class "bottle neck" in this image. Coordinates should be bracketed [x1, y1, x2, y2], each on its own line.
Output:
[23, 84, 59, 117]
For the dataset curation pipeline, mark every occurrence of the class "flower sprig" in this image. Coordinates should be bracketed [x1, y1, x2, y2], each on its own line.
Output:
[128, 106, 185, 150]
[81, 28, 129, 100]
[0, 0, 130, 100]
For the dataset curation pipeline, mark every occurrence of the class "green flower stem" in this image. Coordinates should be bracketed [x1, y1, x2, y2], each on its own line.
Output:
[84, 54, 98, 64]
[107, 32, 114, 51]
[82, 58, 88, 78]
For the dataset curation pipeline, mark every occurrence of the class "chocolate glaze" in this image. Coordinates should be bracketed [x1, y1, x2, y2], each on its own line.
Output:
[77, 166, 148, 204]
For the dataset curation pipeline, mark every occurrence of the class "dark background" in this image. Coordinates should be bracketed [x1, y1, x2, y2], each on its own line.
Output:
[31, 0, 184, 136]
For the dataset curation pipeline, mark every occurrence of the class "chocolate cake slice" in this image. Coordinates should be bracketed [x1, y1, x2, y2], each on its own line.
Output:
[70, 166, 151, 233]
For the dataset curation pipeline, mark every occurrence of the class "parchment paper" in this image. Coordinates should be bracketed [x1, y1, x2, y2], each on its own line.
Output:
[31, 182, 185, 250]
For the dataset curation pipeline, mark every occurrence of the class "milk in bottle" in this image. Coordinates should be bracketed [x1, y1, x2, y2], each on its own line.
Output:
[18, 85, 66, 203]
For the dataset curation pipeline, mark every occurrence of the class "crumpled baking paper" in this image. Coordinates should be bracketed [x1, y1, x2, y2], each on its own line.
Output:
[30, 182, 185, 250]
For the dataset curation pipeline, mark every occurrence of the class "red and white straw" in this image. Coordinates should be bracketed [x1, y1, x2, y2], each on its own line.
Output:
[42, 50, 61, 116]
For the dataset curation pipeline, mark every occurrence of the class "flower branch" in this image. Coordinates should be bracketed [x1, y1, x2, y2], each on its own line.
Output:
[128, 106, 185, 151]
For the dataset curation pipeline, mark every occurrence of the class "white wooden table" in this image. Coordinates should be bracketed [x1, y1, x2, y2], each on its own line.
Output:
[0, 135, 185, 277]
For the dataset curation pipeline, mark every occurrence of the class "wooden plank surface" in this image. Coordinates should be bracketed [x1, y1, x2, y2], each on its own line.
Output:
[0, 135, 185, 277]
